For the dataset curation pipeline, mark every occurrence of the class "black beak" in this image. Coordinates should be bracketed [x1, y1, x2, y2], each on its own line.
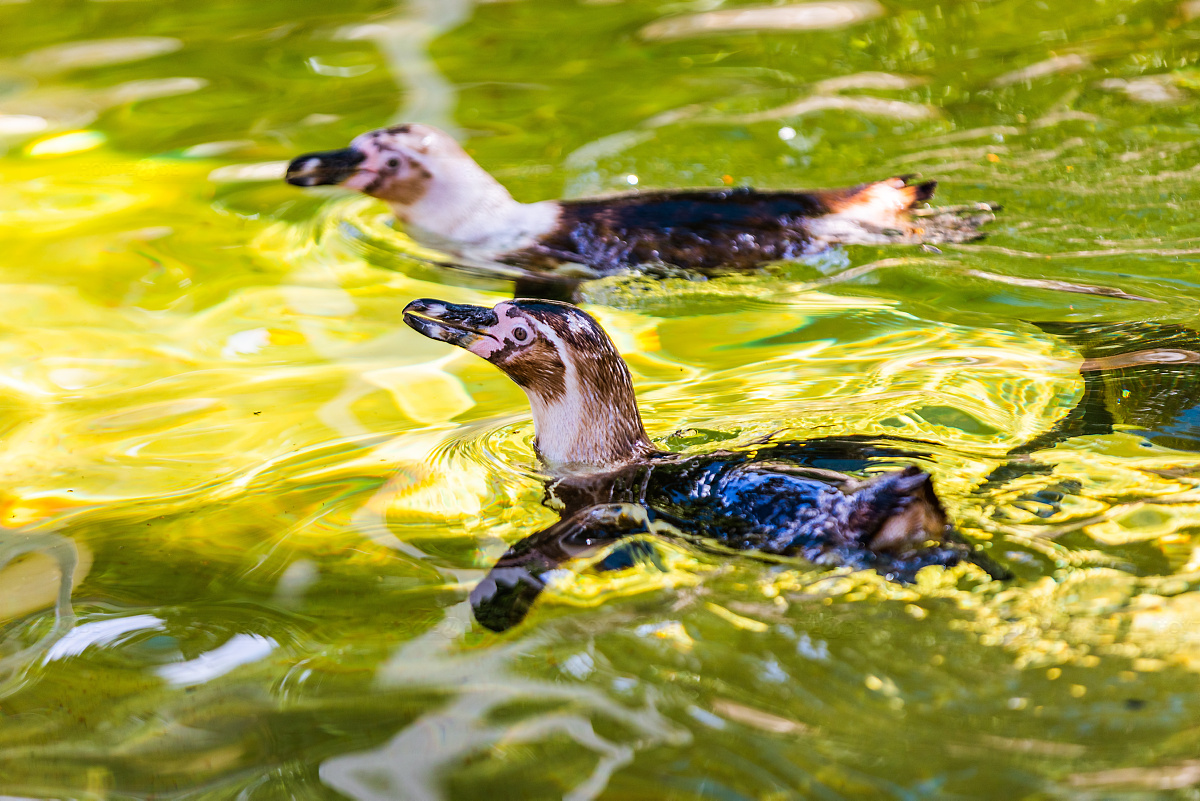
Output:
[403, 298, 499, 350]
[285, 147, 366, 187]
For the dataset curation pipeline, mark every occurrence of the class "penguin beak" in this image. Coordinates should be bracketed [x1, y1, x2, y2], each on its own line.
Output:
[403, 299, 500, 350]
[285, 147, 367, 187]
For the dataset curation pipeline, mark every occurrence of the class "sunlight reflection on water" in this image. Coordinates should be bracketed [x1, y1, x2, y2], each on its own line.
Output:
[3, 0, 1200, 797]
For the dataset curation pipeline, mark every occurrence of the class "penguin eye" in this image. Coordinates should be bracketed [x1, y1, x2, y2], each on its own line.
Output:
[512, 326, 529, 342]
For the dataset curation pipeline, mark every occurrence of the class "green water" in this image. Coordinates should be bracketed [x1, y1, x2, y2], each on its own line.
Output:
[2, 0, 1200, 797]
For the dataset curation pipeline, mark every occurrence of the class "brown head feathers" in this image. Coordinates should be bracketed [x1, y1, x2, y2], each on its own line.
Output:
[404, 298, 653, 469]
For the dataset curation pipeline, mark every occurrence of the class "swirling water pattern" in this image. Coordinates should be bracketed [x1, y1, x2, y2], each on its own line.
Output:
[3, 0, 1200, 797]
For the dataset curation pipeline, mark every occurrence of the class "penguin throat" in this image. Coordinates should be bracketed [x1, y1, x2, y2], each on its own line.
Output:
[516, 333, 653, 470]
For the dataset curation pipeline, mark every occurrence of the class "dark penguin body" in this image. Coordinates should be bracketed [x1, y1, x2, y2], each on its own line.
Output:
[402, 297, 1008, 631]
[471, 439, 1002, 632]
[286, 124, 994, 295]
[510, 182, 944, 275]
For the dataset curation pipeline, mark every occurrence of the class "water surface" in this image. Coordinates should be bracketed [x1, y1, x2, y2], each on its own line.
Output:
[3, 0, 1200, 797]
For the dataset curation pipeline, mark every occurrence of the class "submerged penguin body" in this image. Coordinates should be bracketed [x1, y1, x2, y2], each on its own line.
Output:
[542, 441, 955, 563]
[511, 181, 952, 275]
[469, 442, 990, 633]
[287, 124, 994, 286]
[402, 297, 1007, 630]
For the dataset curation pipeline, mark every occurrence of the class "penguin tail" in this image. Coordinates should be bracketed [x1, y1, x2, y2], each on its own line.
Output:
[846, 467, 1013, 581]
[822, 176, 935, 219]
[843, 466, 948, 553]
[813, 177, 995, 246]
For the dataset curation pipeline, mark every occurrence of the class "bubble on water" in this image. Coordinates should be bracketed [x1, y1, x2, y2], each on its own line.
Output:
[688, 706, 727, 729]
[274, 559, 318, 607]
[0, 115, 48, 135]
[759, 658, 789, 683]
[220, 328, 270, 359]
[797, 632, 830, 661]
[561, 652, 595, 679]
[26, 130, 105, 156]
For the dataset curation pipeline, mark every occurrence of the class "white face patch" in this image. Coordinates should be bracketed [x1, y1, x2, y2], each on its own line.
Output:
[466, 301, 524, 359]
[518, 314, 586, 465]
[337, 126, 445, 201]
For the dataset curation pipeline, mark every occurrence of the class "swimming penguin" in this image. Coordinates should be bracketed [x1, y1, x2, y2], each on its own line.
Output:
[402, 297, 1008, 631]
[287, 124, 995, 297]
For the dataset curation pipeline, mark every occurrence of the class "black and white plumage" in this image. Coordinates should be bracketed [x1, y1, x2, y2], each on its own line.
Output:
[402, 297, 1008, 631]
[287, 124, 995, 291]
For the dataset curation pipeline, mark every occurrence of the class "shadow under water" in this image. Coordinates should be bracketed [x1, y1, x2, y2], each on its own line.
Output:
[1017, 321, 1200, 455]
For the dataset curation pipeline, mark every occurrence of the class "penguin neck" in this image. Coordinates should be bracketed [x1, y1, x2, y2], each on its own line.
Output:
[519, 345, 655, 471]
[388, 162, 560, 255]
